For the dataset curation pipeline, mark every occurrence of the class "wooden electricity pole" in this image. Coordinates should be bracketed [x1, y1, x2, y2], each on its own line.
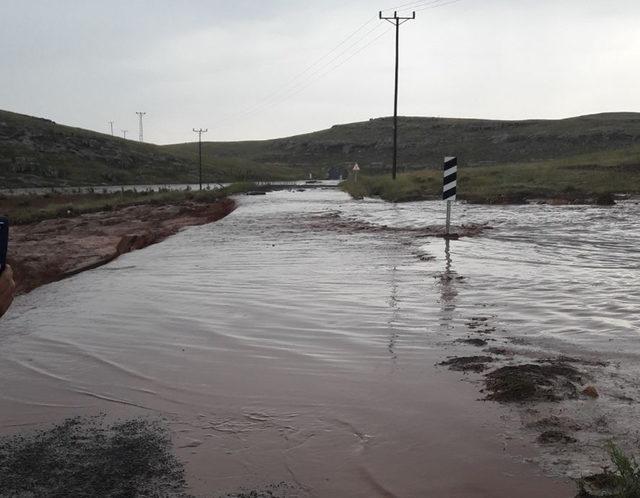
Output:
[193, 128, 208, 191]
[379, 10, 416, 180]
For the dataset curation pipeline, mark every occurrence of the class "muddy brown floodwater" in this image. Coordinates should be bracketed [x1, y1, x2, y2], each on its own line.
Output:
[4, 189, 639, 497]
[8, 197, 236, 294]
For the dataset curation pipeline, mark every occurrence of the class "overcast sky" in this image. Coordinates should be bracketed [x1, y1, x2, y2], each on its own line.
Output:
[1, 0, 639, 144]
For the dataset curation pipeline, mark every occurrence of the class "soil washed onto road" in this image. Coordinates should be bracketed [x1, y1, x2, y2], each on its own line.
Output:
[2, 190, 639, 496]
[8, 197, 236, 294]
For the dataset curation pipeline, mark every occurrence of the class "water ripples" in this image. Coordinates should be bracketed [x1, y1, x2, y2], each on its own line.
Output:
[1, 189, 638, 418]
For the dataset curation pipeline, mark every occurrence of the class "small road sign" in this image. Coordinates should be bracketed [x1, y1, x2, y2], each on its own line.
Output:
[352, 163, 360, 183]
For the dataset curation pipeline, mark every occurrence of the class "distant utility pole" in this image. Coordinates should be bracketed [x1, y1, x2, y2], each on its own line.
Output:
[193, 128, 208, 190]
[121, 129, 128, 139]
[136, 112, 146, 142]
[379, 10, 416, 180]
[109, 121, 114, 136]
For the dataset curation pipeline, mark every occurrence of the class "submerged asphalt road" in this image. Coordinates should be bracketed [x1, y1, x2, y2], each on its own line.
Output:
[7, 189, 637, 496]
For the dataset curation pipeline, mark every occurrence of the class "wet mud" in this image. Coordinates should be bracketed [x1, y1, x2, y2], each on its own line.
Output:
[484, 362, 584, 402]
[222, 482, 301, 498]
[456, 337, 489, 347]
[0, 416, 188, 497]
[301, 211, 489, 238]
[536, 430, 578, 445]
[441, 306, 639, 487]
[576, 471, 622, 498]
[8, 198, 236, 294]
[439, 355, 495, 373]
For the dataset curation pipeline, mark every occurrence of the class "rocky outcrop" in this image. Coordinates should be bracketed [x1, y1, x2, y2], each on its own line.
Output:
[8, 198, 236, 294]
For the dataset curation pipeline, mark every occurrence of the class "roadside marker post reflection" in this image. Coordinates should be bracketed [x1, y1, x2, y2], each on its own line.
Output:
[443, 156, 458, 237]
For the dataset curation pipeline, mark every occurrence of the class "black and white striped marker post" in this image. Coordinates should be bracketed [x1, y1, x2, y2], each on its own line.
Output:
[443, 157, 457, 235]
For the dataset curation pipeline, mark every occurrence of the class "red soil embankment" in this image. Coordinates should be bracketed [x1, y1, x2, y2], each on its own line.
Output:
[8, 198, 236, 294]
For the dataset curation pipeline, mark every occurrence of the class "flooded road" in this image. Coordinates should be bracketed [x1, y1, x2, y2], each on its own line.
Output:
[3, 190, 638, 496]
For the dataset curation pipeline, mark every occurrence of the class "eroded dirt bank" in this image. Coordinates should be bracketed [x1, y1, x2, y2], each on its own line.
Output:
[8, 198, 236, 294]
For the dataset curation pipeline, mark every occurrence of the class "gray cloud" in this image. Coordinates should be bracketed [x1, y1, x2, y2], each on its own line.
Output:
[1, 0, 639, 144]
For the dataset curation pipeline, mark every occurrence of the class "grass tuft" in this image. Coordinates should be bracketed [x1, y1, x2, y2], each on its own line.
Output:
[608, 443, 640, 498]
[577, 444, 640, 497]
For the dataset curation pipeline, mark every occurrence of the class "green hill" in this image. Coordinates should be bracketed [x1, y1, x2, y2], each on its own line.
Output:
[0, 110, 299, 188]
[164, 113, 640, 176]
[2, 109, 640, 188]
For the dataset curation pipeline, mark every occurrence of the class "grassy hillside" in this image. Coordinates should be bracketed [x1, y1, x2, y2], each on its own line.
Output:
[0, 110, 301, 188]
[342, 146, 640, 203]
[164, 113, 640, 176]
[3, 109, 640, 188]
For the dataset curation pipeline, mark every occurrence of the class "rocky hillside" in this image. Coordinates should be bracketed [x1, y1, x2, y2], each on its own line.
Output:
[0, 110, 298, 188]
[2, 109, 640, 187]
[0, 110, 202, 188]
[165, 113, 640, 176]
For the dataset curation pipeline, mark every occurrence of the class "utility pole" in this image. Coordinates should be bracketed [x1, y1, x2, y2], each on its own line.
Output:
[121, 129, 128, 139]
[379, 10, 415, 180]
[193, 128, 208, 191]
[109, 121, 114, 136]
[136, 112, 146, 142]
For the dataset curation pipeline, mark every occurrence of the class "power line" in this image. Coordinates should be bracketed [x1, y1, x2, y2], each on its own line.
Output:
[414, 0, 464, 12]
[214, 22, 388, 128]
[268, 16, 379, 93]
[239, 24, 387, 113]
[208, 0, 464, 136]
[210, 2, 439, 133]
[382, 0, 452, 16]
[261, 26, 394, 109]
[211, 2, 449, 129]
[277, 0, 440, 89]
[379, 9, 416, 180]
[121, 129, 128, 139]
[209, 27, 393, 137]
[108, 121, 114, 136]
[211, 24, 392, 132]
